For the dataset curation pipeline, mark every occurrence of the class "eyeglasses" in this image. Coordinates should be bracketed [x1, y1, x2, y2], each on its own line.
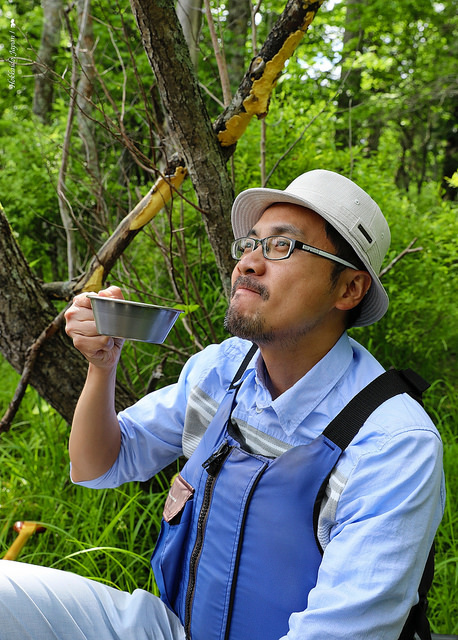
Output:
[231, 236, 358, 270]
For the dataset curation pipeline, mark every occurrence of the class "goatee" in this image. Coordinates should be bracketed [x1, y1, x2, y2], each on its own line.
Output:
[224, 276, 274, 344]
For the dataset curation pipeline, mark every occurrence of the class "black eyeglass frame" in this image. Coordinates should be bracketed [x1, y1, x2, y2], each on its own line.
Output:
[231, 235, 359, 270]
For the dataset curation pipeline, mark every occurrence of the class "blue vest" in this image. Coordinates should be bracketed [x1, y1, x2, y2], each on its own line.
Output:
[151, 359, 430, 640]
[151, 380, 343, 640]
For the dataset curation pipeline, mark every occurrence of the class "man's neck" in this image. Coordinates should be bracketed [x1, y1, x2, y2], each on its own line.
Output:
[259, 330, 345, 399]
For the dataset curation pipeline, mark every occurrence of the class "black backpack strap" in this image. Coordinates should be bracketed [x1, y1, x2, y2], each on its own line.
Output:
[322, 368, 430, 451]
[229, 343, 258, 390]
[317, 367, 432, 640]
[315, 368, 429, 542]
[398, 543, 434, 640]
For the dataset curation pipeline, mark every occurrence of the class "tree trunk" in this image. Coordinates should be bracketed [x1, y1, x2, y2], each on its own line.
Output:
[76, 0, 108, 227]
[130, 0, 325, 295]
[0, 206, 136, 428]
[33, 0, 63, 123]
[335, 0, 364, 150]
[226, 0, 250, 94]
[129, 0, 236, 297]
[176, 0, 203, 68]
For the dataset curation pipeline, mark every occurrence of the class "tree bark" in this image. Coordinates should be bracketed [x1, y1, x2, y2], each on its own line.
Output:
[129, 0, 236, 297]
[0, 206, 136, 429]
[176, 0, 203, 68]
[33, 0, 63, 123]
[76, 0, 107, 227]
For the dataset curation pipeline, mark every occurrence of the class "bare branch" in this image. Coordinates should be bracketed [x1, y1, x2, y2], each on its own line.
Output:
[214, 0, 325, 147]
[203, 0, 232, 106]
[379, 238, 423, 278]
[199, 82, 225, 108]
[265, 64, 354, 184]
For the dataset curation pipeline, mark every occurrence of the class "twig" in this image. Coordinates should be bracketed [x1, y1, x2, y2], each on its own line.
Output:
[199, 82, 225, 108]
[379, 238, 422, 278]
[250, 0, 262, 53]
[265, 65, 354, 185]
[260, 119, 267, 186]
[203, 0, 232, 106]
[0, 307, 69, 435]
[58, 4, 87, 281]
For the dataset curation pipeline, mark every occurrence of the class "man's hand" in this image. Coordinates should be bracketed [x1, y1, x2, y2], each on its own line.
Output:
[65, 286, 125, 369]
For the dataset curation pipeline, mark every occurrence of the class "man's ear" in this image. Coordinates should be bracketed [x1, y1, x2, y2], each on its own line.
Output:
[335, 271, 372, 312]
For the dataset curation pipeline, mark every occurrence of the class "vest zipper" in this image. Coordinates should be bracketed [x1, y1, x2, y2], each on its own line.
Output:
[223, 462, 268, 640]
[184, 440, 232, 639]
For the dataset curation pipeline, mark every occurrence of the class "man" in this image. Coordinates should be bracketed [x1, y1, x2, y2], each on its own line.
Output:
[0, 170, 444, 640]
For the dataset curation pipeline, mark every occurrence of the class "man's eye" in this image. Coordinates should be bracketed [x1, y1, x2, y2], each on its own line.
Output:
[271, 238, 290, 251]
[242, 239, 255, 250]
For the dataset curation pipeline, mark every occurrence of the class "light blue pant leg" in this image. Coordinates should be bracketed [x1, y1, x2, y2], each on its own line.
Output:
[0, 560, 185, 640]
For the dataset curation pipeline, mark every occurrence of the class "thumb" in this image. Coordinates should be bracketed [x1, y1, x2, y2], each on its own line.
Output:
[97, 286, 124, 300]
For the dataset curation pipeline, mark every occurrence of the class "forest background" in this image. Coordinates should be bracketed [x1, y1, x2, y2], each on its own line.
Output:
[0, 0, 456, 634]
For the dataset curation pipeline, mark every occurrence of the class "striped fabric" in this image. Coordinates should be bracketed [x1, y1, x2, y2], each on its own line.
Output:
[182, 384, 346, 550]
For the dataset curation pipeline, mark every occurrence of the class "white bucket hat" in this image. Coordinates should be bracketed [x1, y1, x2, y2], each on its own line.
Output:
[231, 169, 390, 327]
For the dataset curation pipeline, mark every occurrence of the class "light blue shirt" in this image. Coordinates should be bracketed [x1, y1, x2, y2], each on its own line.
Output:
[75, 333, 444, 640]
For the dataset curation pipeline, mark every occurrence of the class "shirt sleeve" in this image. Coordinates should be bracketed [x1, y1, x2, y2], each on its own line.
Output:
[281, 396, 445, 640]
[73, 343, 223, 489]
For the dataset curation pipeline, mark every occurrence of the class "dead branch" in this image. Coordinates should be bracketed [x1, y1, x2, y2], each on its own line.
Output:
[214, 0, 325, 147]
[203, 0, 232, 106]
[379, 238, 423, 278]
[57, 2, 92, 280]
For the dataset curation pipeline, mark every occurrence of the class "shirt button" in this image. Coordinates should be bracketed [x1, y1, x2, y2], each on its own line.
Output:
[256, 406, 263, 414]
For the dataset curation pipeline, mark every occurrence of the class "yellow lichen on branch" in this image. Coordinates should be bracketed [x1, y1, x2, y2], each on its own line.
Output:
[129, 167, 188, 231]
[78, 167, 187, 295]
[245, 29, 304, 115]
[218, 10, 318, 147]
[82, 265, 105, 293]
[217, 113, 252, 147]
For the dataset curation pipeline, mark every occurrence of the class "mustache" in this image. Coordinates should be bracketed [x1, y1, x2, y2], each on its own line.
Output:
[231, 276, 269, 301]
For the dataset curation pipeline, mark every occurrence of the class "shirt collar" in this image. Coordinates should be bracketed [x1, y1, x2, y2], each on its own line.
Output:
[254, 333, 354, 436]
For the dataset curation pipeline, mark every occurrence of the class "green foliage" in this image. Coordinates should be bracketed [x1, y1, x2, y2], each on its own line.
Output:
[0, 110, 66, 280]
[425, 379, 458, 633]
[350, 176, 457, 385]
[0, 0, 456, 632]
[0, 0, 160, 282]
[0, 376, 173, 593]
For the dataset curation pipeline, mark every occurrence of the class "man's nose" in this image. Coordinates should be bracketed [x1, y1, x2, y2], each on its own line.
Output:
[237, 244, 266, 274]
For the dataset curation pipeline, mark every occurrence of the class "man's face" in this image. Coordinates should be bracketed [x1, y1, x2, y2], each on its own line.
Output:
[224, 203, 345, 347]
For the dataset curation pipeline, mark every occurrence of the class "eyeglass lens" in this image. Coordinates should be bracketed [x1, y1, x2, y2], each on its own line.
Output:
[232, 236, 293, 261]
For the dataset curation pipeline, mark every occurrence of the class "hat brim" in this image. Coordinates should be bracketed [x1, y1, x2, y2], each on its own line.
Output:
[231, 187, 389, 327]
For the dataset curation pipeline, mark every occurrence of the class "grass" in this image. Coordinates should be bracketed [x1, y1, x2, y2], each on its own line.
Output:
[423, 379, 458, 634]
[0, 365, 173, 595]
[0, 355, 456, 634]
